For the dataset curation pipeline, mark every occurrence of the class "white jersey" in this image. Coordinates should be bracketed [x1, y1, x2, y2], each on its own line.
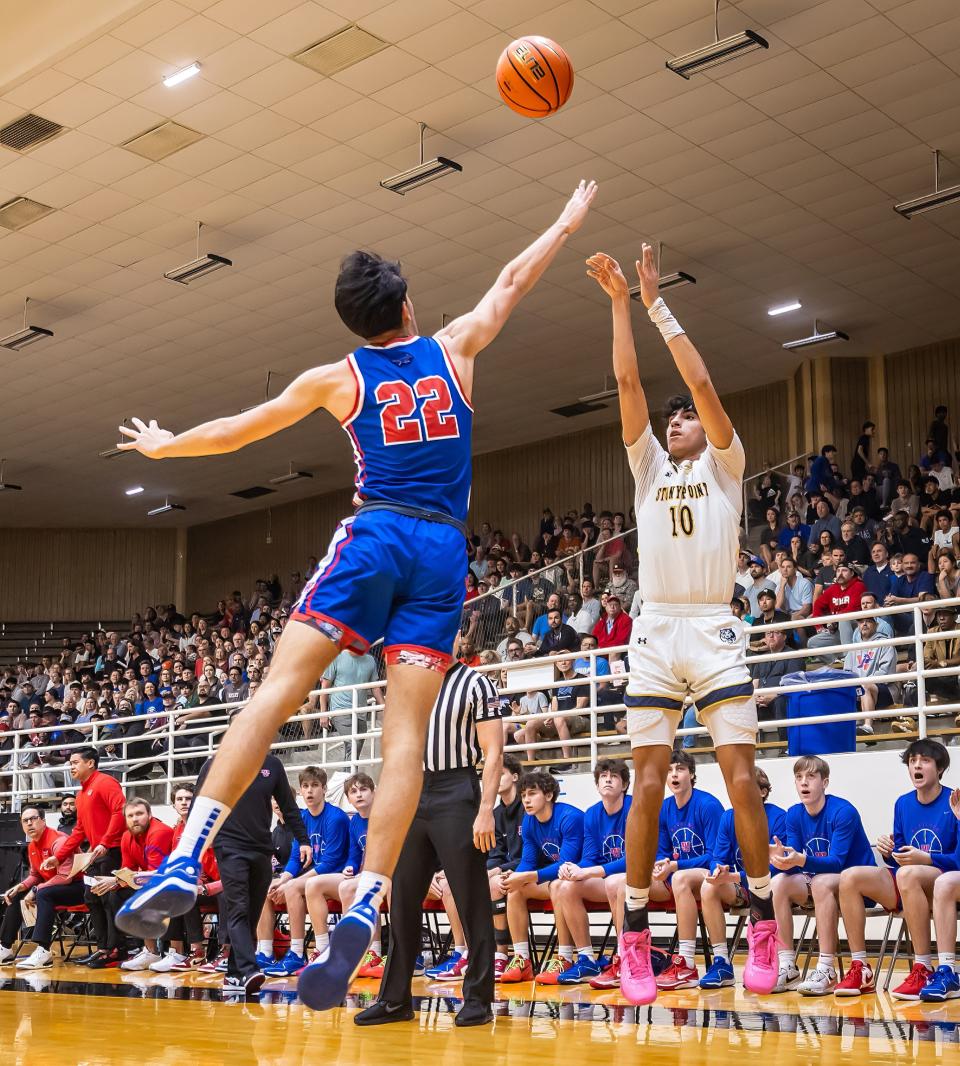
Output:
[627, 425, 745, 606]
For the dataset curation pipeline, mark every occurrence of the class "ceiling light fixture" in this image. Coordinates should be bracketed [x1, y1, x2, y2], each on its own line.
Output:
[147, 497, 185, 517]
[768, 300, 802, 316]
[782, 319, 849, 352]
[164, 220, 232, 284]
[629, 242, 696, 302]
[380, 122, 462, 195]
[125, 486, 144, 496]
[0, 459, 22, 492]
[0, 297, 53, 350]
[666, 0, 768, 78]
[163, 62, 201, 88]
[894, 149, 960, 219]
[269, 462, 313, 485]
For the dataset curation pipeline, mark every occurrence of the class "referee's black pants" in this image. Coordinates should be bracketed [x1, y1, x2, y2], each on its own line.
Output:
[214, 845, 272, 980]
[380, 768, 494, 1009]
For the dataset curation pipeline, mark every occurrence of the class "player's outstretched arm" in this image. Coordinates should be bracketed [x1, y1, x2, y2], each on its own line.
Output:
[437, 180, 598, 367]
[634, 243, 734, 450]
[117, 364, 341, 459]
[585, 253, 648, 446]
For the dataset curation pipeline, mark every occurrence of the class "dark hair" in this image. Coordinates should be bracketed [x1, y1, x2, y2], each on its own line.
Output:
[935, 405, 947, 417]
[936, 509, 953, 522]
[821, 444, 837, 456]
[519, 770, 559, 801]
[502, 753, 522, 777]
[669, 749, 696, 777]
[862, 421, 875, 431]
[173, 783, 195, 798]
[125, 796, 152, 814]
[663, 394, 695, 423]
[902, 739, 950, 778]
[593, 758, 630, 788]
[334, 251, 407, 339]
[345, 772, 375, 794]
[299, 765, 327, 788]
[755, 766, 772, 796]
[74, 746, 99, 766]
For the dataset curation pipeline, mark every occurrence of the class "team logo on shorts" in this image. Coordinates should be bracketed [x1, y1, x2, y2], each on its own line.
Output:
[719, 627, 737, 645]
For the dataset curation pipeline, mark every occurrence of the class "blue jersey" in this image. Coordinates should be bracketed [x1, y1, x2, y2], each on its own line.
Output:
[581, 795, 631, 876]
[517, 802, 584, 884]
[284, 802, 351, 878]
[347, 812, 369, 873]
[891, 787, 959, 873]
[784, 794, 874, 874]
[342, 335, 473, 523]
[657, 789, 724, 871]
[711, 803, 787, 881]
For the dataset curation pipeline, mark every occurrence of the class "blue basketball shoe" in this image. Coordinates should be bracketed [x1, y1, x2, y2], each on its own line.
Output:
[115, 855, 200, 939]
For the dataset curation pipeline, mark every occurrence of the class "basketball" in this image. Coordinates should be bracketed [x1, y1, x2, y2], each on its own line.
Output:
[496, 36, 574, 118]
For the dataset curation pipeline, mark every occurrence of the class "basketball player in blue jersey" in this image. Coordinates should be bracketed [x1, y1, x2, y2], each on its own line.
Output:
[114, 179, 598, 1009]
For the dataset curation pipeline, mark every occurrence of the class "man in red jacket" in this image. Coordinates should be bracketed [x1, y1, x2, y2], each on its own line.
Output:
[1, 807, 81, 970]
[592, 595, 632, 660]
[808, 563, 866, 662]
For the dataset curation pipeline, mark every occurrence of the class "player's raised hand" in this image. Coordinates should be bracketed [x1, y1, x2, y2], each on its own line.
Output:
[586, 253, 629, 300]
[557, 179, 598, 234]
[118, 417, 174, 459]
[634, 242, 660, 309]
[951, 787, 960, 821]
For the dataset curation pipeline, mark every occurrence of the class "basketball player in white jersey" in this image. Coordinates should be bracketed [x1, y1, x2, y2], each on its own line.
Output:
[586, 248, 778, 1003]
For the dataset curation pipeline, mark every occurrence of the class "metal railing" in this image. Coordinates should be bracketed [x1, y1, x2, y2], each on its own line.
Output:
[1, 598, 958, 810]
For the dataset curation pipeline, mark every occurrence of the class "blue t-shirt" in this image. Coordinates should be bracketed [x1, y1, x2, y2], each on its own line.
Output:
[347, 812, 369, 873]
[574, 656, 611, 677]
[581, 795, 632, 876]
[778, 524, 811, 549]
[891, 787, 959, 873]
[783, 794, 874, 874]
[517, 802, 584, 885]
[657, 789, 724, 871]
[284, 802, 351, 877]
[890, 571, 936, 600]
[711, 803, 787, 884]
[532, 612, 568, 641]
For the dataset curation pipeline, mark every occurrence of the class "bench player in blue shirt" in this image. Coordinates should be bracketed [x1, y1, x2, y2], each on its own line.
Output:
[923, 786, 960, 1001]
[114, 182, 598, 1006]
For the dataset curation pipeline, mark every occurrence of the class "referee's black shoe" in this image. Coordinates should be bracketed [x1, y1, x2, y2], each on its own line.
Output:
[354, 1000, 415, 1025]
[455, 1000, 493, 1027]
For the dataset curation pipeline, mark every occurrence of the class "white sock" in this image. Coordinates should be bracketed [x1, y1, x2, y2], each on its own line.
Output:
[257, 940, 273, 956]
[371, 940, 382, 956]
[779, 950, 796, 970]
[746, 873, 772, 899]
[712, 942, 728, 963]
[454, 943, 467, 957]
[937, 952, 954, 969]
[514, 941, 530, 959]
[624, 885, 649, 911]
[171, 796, 230, 863]
[349, 869, 391, 938]
[679, 939, 696, 967]
[576, 945, 595, 961]
[818, 954, 835, 971]
[495, 951, 508, 962]
[290, 939, 305, 956]
[558, 944, 574, 962]
[315, 933, 329, 955]
[915, 953, 932, 969]
[851, 950, 867, 963]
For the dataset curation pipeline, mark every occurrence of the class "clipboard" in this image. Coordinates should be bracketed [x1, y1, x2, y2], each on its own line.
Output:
[20, 898, 38, 927]
[70, 852, 95, 878]
[112, 868, 142, 891]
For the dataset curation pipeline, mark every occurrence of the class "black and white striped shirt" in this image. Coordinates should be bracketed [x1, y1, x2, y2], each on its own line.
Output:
[424, 663, 503, 771]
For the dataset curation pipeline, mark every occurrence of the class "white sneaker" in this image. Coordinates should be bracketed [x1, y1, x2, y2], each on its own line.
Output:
[798, 965, 838, 996]
[149, 951, 187, 973]
[771, 962, 802, 993]
[0, 945, 16, 965]
[121, 948, 161, 972]
[16, 946, 52, 970]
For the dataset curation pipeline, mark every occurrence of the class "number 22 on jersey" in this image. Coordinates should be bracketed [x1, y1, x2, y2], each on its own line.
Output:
[375, 376, 460, 445]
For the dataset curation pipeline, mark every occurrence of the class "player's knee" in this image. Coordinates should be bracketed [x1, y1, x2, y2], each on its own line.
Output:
[810, 878, 835, 904]
[771, 874, 790, 900]
[700, 880, 717, 903]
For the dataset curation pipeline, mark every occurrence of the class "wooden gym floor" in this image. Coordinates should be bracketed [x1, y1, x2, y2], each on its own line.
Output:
[1, 958, 958, 1066]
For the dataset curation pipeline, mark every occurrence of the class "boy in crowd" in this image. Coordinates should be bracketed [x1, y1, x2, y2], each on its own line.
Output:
[835, 740, 957, 998]
[499, 771, 584, 983]
[770, 756, 875, 995]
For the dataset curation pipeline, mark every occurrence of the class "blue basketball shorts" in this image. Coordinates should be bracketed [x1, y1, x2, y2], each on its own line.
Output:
[291, 509, 467, 672]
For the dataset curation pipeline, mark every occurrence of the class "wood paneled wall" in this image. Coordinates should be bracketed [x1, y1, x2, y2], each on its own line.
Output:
[884, 339, 960, 468]
[0, 529, 176, 620]
[830, 356, 871, 469]
[721, 381, 790, 473]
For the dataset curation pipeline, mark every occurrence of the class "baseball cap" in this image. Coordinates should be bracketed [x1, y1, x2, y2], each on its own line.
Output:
[757, 585, 776, 600]
[159, 686, 173, 698]
[59, 712, 73, 723]
[750, 556, 765, 567]
[612, 562, 625, 572]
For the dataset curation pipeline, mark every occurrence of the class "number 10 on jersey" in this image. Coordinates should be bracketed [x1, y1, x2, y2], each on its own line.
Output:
[669, 504, 694, 538]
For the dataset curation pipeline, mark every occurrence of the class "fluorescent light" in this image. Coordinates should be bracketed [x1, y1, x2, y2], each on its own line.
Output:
[0, 325, 53, 350]
[380, 121, 462, 195]
[894, 149, 960, 218]
[125, 486, 144, 496]
[0, 460, 21, 491]
[768, 300, 802, 316]
[629, 272, 696, 302]
[578, 388, 619, 404]
[163, 63, 201, 88]
[164, 252, 231, 284]
[667, 29, 768, 79]
[269, 463, 313, 485]
[782, 321, 849, 351]
[147, 499, 185, 517]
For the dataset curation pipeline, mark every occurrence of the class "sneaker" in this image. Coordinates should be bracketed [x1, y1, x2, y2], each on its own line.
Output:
[771, 962, 802, 993]
[255, 951, 274, 970]
[88, 948, 128, 970]
[295, 949, 323, 976]
[620, 930, 657, 1005]
[656, 954, 699, 990]
[79, 949, 109, 968]
[425, 951, 466, 981]
[414, 955, 425, 977]
[919, 965, 960, 1002]
[797, 965, 838, 996]
[0, 946, 16, 966]
[699, 956, 735, 989]
[121, 948, 162, 972]
[835, 960, 875, 997]
[262, 949, 306, 977]
[223, 972, 266, 996]
[197, 948, 229, 973]
[743, 919, 779, 994]
[558, 955, 608, 984]
[891, 962, 934, 1001]
[856, 724, 874, 737]
[499, 954, 534, 984]
[356, 950, 385, 978]
[590, 955, 621, 990]
[493, 955, 508, 982]
[150, 951, 188, 973]
[187, 949, 207, 968]
[16, 946, 52, 970]
[115, 854, 200, 939]
[535, 956, 573, 985]
[297, 896, 379, 1012]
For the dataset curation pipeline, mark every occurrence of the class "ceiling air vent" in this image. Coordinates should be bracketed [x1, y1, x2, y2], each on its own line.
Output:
[0, 197, 53, 230]
[122, 121, 203, 161]
[0, 113, 64, 152]
[230, 486, 276, 500]
[294, 25, 387, 76]
[550, 401, 609, 418]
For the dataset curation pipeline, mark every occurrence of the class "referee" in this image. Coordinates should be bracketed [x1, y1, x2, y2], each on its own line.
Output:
[355, 660, 504, 1028]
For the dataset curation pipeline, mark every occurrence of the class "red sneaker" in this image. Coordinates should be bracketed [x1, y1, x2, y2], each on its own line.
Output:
[590, 955, 621, 990]
[834, 960, 875, 997]
[891, 962, 933, 1001]
[534, 957, 573, 985]
[499, 954, 534, 984]
[357, 950, 385, 978]
[494, 956, 508, 982]
[656, 954, 699, 990]
[295, 950, 323, 977]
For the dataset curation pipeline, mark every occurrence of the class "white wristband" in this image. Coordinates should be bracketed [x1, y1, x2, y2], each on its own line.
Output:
[647, 296, 685, 343]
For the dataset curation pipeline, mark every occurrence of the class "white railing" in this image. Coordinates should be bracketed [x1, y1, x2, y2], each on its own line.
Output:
[1, 598, 958, 810]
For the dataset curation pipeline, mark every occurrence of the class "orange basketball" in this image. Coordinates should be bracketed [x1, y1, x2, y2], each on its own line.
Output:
[496, 36, 574, 118]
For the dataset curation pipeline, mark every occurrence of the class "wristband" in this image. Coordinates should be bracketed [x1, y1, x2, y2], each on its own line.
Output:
[647, 296, 685, 343]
